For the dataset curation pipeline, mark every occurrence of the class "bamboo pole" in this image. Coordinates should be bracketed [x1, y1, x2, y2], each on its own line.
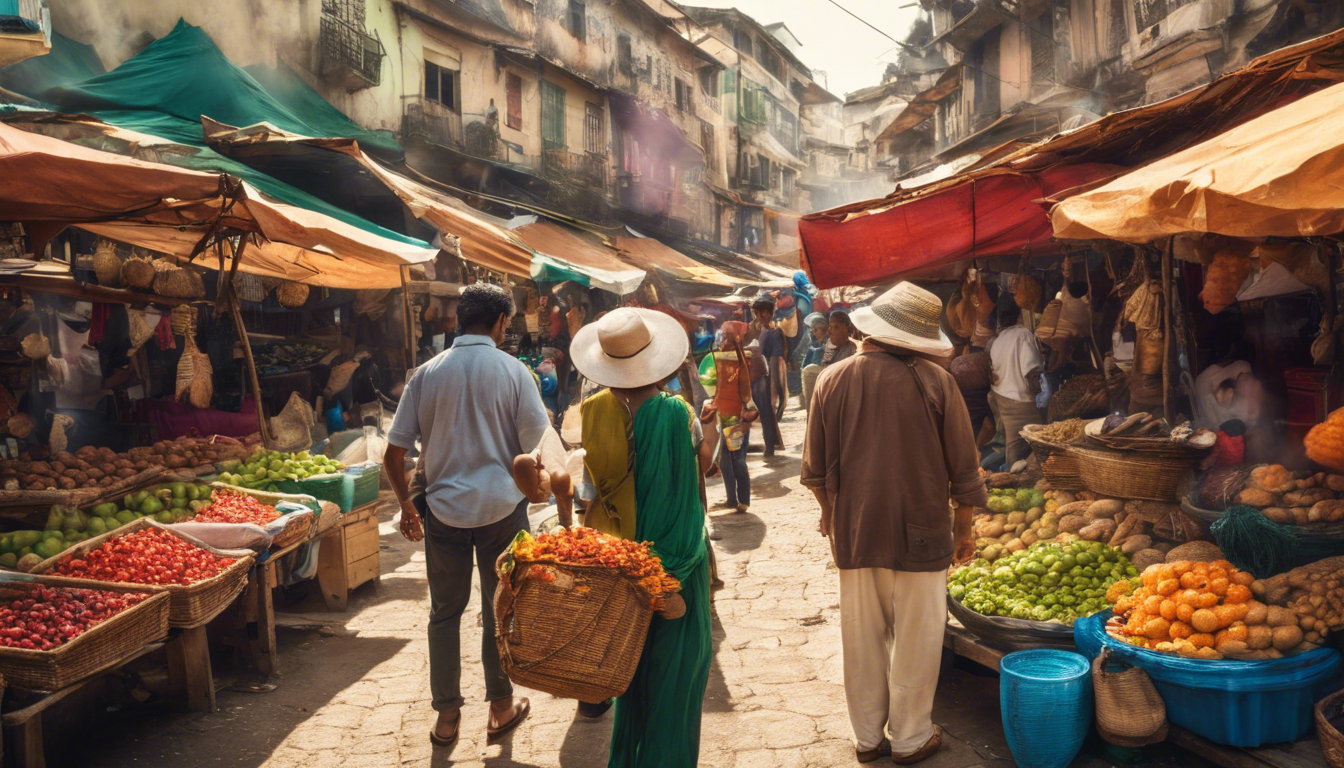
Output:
[400, 265, 416, 372]
[225, 239, 272, 447]
[1162, 239, 1174, 420]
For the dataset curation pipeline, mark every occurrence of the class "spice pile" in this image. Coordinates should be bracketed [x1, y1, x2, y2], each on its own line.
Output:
[1031, 418, 1086, 444]
[194, 489, 280, 525]
[511, 528, 681, 602]
[0, 586, 150, 650]
[54, 528, 235, 586]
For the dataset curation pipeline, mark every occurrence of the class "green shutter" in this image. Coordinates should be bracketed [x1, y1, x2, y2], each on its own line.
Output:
[541, 80, 566, 150]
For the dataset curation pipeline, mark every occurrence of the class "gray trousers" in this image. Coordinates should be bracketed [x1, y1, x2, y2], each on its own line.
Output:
[419, 496, 530, 711]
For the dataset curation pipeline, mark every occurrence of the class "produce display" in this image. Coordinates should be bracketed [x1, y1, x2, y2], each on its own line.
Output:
[1107, 560, 1316, 659]
[1305, 407, 1344, 472]
[0, 437, 250, 491]
[0, 585, 151, 651]
[1253, 557, 1344, 646]
[194, 489, 279, 525]
[511, 528, 680, 608]
[215, 450, 345, 491]
[53, 528, 236, 586]
[949, 541, 1138, 624]
[1230, 464, 1344, 525]
[1028, 418, 1086, 443]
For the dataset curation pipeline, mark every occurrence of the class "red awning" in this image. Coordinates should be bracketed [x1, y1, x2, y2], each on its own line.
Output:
[798, 163, 1119, 289]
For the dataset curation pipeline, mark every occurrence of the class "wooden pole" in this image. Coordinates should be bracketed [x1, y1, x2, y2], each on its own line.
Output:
[1161, 239, 1174, 420]
[224, 243, 273, 447]
[400, 265, 416, 372]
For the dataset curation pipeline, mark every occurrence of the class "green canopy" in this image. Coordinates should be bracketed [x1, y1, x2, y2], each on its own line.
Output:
[0, 30, 104, 99]
[244, 60, 400, 160]
[48, 20, 402, 159]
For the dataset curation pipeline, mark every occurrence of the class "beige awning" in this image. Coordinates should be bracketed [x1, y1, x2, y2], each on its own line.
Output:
[1051, 80, 1344, 242]
[614, 236, 737, 286]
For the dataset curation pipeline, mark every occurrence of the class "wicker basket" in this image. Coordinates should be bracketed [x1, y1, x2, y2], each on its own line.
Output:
[1073, 446, 1197, 502]
[234, 273, 269, 303]
[1317, 687, 1344, 768]
[1092, 648, 1168, 747]
[495, 555, 654, 704]
[0, 580, 169, 691]
[29, 519, 254, 629]
[269, 510, 315, 550]
[276, 281, 310, 308]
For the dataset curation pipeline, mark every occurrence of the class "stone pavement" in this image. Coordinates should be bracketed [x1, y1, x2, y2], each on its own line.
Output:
[72, 406, 1208, 768]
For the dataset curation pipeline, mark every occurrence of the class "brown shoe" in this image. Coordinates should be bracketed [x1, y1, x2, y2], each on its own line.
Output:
[892, 726, 942, 765]
[486, 696, 531, 740]
[429, 709, 460, 746]
[855, 739, 890, 763]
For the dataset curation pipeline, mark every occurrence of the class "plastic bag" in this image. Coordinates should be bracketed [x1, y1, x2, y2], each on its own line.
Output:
[170, 504, 313, 552]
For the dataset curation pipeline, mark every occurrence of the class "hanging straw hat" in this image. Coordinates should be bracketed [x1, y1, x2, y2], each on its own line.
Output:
[849, 282, 954, 358]
[570, 307, 688, 389]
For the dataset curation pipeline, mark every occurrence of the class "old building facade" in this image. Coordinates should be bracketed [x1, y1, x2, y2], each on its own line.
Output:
[858, 0, 1341, 187]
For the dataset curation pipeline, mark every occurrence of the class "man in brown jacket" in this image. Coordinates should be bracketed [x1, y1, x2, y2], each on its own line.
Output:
[801, 283, 987, 765]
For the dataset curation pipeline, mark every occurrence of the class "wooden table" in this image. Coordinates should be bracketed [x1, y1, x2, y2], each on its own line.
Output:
[941, 618, 1329, 768]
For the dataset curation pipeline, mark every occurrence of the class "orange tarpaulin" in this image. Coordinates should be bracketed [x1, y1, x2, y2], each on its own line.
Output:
[1051, 80, 1344, 242]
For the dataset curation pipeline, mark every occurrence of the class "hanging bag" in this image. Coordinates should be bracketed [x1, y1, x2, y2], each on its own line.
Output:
[1092, 648, 1168, 746]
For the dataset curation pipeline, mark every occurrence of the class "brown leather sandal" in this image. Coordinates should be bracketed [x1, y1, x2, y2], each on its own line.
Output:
[429, 711, 460, 747]
[855, 739, 890, 763]
[486, 697, 531, 740]
[892, 726, 943, 765]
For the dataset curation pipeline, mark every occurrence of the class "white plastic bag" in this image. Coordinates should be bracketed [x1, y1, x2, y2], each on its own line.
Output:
[170, 504, 313, 552]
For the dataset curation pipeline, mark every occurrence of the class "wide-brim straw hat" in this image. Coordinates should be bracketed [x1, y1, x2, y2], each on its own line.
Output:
[571, 307, 689, 389]
[849, 282, 954, 358]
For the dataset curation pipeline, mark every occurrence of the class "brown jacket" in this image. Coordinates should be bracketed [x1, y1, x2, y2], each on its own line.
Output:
[802, 347, 988, 571]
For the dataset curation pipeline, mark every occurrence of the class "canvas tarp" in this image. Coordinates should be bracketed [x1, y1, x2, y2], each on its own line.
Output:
[614, 236, 737, 286]
[1051, 80, 1344, 242]
[0, 30, 105, 99]
[799, 26, 1344, 289]
[201, 119, 535, 278]
[0, 119, 436, 288]
[515, 222, 646, 295]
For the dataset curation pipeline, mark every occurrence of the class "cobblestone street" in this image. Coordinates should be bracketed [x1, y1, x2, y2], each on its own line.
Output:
[71, 407, 1199, 768]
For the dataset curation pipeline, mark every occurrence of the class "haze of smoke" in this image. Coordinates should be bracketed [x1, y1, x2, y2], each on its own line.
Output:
[51, 0, 307, 69]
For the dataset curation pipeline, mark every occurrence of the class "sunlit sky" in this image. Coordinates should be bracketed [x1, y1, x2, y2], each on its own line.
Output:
[684, 0, 924, 97]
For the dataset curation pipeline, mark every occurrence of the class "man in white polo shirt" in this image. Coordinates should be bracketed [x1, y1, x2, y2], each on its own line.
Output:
[384, 283, 550, 747]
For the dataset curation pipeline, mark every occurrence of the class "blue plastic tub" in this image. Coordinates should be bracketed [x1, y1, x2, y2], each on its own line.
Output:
[1075, 611, 1343, 747]
[1000, 649, 1093, 768]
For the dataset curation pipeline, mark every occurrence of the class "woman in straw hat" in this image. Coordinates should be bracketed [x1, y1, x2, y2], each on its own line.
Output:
[572, 307, 716, 768]
[802, 282, 986, 765]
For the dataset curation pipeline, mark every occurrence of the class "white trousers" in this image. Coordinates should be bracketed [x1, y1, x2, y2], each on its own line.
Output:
[838, 568, 947, 754]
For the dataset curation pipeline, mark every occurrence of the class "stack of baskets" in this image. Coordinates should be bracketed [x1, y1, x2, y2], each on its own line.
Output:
[1072, 446, 1198, 502]
[494, 552, 656, 704]
[1021, 424, 1083, 491]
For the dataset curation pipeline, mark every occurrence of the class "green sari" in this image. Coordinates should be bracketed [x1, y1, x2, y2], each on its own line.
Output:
[608, 393, 712, 768]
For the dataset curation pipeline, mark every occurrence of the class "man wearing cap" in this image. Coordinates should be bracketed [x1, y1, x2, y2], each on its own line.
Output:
[384, 283, 548, 747]
[801, 282, 987, 765]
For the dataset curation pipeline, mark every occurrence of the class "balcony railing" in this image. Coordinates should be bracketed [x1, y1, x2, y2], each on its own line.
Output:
[403, 98, 463, 149]
[319, 11, 383, 88]
[542, 149, 608, 193]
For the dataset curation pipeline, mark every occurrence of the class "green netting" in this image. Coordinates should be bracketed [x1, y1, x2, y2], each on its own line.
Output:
[0, 30, 105, 99]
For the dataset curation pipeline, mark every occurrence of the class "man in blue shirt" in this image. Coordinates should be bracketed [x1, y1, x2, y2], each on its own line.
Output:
[385, 283, 551, 747]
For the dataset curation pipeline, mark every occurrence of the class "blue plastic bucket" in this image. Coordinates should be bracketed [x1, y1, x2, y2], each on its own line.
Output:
[1000, 649, 1093, 768]
[1075, 611, 1343, 747]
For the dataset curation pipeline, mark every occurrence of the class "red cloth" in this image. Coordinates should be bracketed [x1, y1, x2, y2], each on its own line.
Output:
[87, 303, 111, 345]
[134, 397, 259, 440]
[1212, 432, 1245, 466]
[798, 164, 1122, 289]
[155, 313, 175, 350]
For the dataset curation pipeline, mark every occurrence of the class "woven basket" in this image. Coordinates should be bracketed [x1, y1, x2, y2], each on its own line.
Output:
[1074, 446, 1197, 502]
[1092, 648, 1167, 747]
[154, 265, 206, 299]
[1020, 429, 1085, 490]
[0, 580, 169, 691]
[234, 272, 269, 303]
[495, 555, 654, 704]
[1316, 687, 1344, 768]
[29, 518, 255, 629]
[92, 240, 122, 287]
[269, 510, 315, 550]
[120, 257, 156, 290]
[276, 281, 309, 308]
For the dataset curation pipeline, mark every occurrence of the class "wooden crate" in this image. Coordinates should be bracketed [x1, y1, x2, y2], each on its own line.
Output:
[316, 502, 383, 611]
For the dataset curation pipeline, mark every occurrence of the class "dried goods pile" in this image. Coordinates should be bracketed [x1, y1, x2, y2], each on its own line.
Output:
[53, 528, 235, 586]
[1254, 557, 1344, 645]
[510, 528, 680, 607]
[0, 437, 250, 491]
[1108, 560, 1315, 659]
[950, 541, 1137, 624]
[0, 586, 151, 651]
[193, 490, 279, 525]
[1228, 464, 1344, 525]
[1030, 418, 1086, 443]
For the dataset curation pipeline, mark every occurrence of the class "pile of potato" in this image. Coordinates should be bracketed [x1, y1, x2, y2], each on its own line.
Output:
[972, 481, 1208, 571]
[0, 436, 252, 491]
[1234, 464, 1344, 525]
[1253, 557, 1344, 647]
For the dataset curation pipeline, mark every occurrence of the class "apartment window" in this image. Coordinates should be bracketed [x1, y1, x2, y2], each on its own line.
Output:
[761, 48, 783, 81]
[425, 61, 459, 111]
[674, 78, 693, 113]
[733, 28, 753, 59]
[698, 68, 718, 97]
[790, 79, 805, 102]
[782, 168, 795, 201]
[741, 81, 767, 123]
[540, 80, 566, 149]
[584, 102, 604, 155]
[700, 119, 715, 166]
[569, 0, 586, 42]
[505, 73, 522, 130]
[617, 35, 633, 75]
